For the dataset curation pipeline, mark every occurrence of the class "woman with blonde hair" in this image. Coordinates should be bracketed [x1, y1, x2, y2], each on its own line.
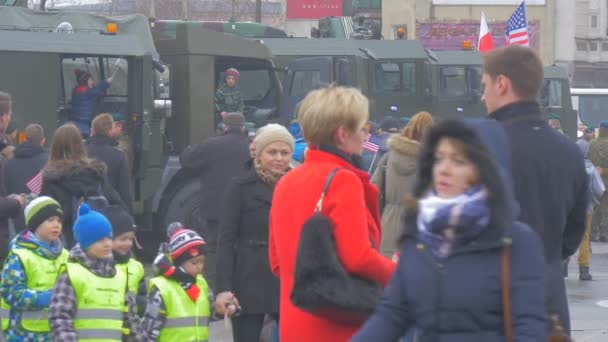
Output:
[40, 123, 124, 247]
[269, 86, 395, 341]
[372, 111, 433, 257]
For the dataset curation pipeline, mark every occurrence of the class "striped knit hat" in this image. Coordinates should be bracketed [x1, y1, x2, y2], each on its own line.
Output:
[167, 222, 206, 266]
[24, 196, 63, 232]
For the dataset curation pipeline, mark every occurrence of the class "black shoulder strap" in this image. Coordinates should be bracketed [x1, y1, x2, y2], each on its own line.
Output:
[314, 167, 346, 213]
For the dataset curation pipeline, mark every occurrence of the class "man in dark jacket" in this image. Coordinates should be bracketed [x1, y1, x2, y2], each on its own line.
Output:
[3, 124, 48, 195]
[87, 113, 133, 210]
[482, 45, 588, 335]
[179, 112, 250, 290]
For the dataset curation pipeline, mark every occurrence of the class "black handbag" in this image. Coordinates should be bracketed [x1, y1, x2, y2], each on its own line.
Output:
[290, 168, 383, 326]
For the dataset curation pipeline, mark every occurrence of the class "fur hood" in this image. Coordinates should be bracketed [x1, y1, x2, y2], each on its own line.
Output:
[42, 159, 106, 195]
[387, 135, 420, 177]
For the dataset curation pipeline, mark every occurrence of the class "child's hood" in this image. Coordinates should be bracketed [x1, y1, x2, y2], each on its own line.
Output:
[11, 231, 64, 260]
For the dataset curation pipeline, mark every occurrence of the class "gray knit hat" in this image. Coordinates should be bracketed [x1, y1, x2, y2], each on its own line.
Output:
[254, 124, 295, 159]
[223, 112, 246, 127]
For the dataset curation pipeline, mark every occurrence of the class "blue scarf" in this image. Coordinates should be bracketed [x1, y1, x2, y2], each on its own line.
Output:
[417, 186, 490, 259]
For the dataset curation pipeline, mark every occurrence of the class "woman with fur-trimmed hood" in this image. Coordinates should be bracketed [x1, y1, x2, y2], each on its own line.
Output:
[372, 111, 433, 257]
[40, 124, 124, 247]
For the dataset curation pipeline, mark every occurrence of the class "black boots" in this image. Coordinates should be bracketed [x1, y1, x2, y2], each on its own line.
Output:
[579, 266, 593, 281]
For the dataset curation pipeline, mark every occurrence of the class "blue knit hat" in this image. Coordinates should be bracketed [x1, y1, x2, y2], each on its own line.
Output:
[73, 204, 113, 251]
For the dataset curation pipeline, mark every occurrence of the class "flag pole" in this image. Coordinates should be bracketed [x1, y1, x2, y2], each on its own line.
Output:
[368, 151, 378, 173]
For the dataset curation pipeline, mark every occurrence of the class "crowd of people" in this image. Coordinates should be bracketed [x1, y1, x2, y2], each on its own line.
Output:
[0, 44, 598, 342]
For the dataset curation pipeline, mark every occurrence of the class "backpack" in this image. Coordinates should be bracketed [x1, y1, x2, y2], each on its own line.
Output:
[72, 185, 110, 222]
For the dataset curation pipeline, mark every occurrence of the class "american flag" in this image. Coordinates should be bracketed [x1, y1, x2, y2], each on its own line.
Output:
[26, 171, 43, 195]
[505, 1, 529, 47]
[363, 139, 379, 153]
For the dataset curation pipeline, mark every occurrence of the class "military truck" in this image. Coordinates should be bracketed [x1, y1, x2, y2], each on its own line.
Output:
[151, 22, 283, 230]
[0, 7, 285, 246]
[261, 38, 430, 122]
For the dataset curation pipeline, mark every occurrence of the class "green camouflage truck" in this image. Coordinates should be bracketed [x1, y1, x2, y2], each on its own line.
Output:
[152, 19, 288, 39]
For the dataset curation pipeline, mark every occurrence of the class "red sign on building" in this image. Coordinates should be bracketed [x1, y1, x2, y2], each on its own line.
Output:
[286, 0, 343, 19]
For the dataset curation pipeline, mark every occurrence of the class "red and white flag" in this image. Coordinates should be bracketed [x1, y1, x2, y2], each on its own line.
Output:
[478, 12, 494, 53]
[363, 139, 379, 153]
[26, 171, 43, 195]
[505, 1, 529, 46]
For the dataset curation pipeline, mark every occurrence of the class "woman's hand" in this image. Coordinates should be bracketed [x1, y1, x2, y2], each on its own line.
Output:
[215, 291, 241, 317]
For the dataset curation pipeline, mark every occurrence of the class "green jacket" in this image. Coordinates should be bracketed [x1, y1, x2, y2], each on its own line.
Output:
[215, 84, 244, 115]
[589, 137, 608, 184]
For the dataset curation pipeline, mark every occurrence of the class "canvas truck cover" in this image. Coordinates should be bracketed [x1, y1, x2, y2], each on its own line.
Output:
[0, 6, 158, 58]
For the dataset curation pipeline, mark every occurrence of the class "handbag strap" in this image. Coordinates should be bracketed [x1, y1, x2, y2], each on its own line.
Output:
[315, 168, 346, 213]
[501, 238, 513, 342]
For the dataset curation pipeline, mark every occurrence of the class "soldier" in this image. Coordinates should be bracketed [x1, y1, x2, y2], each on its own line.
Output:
[215, 68, 244, 121]
[548, 113, 564, 134]
[588, 121, 608, 242]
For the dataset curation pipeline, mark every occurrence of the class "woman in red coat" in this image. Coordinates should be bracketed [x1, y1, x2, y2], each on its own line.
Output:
[269, 86, 396, 342]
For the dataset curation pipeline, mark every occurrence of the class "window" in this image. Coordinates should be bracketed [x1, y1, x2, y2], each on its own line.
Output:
[62, 56, 128, 101]
[579, 94, 608, 127]
[439, 67, 467, 98]
[374, 62, 416, 94]
[219, 69, 273, 101]
[290, 70, 321, 97]
[103, 57, 128, 96]
[590, 41, 599, 51]
[577, 40, 587, 51]
[591, 15, 599, 28]
[602, 42, 608, 51]
[539, 79, 562, 108]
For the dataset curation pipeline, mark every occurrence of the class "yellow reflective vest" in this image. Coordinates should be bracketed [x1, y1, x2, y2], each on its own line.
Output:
[149, 275, 210, 342]
[116, 258, 145, 294]
[66, 262, 127, 341]
[0, 247, 68, 332]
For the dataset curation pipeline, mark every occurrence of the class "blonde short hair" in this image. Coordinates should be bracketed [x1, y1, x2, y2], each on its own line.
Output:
[297, 86, 369, 147]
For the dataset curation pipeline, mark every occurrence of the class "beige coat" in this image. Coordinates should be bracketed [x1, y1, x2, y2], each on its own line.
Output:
[371, 134, 420, 257]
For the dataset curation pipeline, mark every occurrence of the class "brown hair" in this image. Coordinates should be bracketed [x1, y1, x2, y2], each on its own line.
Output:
[92, 113, 114, 137]
[402, 111, 434, 142]
[24, 124, 45, 145]
[298, 85, 368, 148]
[0, 91, 11, 115]
[48, 123, 87, 166]
[483, 45, 543, 100]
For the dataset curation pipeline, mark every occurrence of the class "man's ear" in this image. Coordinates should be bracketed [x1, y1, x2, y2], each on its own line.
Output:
[496, 75, 511, 96]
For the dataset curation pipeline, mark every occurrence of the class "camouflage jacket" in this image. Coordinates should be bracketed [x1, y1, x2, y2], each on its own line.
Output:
[589, 137, 608, 184]
[214, 84, 244, 115]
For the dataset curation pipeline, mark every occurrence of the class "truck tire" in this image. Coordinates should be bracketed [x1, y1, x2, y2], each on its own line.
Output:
[158, 178, 203, 235]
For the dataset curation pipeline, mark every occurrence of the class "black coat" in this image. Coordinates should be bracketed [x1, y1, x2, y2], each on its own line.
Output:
[180, 130, 251, 223]
[489, 101, 588, 263]
[40, 159, 125, 247]
[2, 142, 48, 195]
[215, 168, 279, 315]
[86, 135, 133, 209]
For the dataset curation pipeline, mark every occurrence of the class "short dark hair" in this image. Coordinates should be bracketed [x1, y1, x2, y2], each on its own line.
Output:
[483, 45, 543, 100]
[0, 91, 11, 116]
[92, 113, 114, 137]
[24, 124, 45, 145]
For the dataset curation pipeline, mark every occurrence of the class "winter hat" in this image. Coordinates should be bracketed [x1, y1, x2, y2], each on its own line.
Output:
[75, 69, 91, 85]
[102, 205, 136, 238]
[24, 196, 63, 232]
[223, 112, 246, 128]
[380, 116, 401, 132]
[167, 222, 206, 266]
[254, 123, 295, 159]
[225, 68, 240, 80]
[73, 203, 113, 251]
[548, 113, 561, 120]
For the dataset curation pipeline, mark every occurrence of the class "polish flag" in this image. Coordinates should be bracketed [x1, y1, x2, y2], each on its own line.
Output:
[478, 12, 494, 53]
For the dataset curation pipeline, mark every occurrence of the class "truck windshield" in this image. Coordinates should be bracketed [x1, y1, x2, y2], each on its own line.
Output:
[540, 79, 563, 108]
[374, 62, 416, 95]
[439, 66, 482, 99]
[62, 57, 128, 101]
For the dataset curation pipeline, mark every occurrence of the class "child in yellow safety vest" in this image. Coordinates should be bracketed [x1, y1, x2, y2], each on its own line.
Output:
[48, 204, 143, 342]
[139, 222, 240, 341]
[0, 196, 67, 342]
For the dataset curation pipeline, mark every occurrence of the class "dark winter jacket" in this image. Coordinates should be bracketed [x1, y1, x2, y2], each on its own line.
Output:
[39, 159, 125, 247]
[352, 119, 547, 342]
[179, 130, 251, 224]
[2, 142, 48, 195]
[69, 80, 110, 135]
[216, 167, 279, 315]
[488, 101, 588, 263]
[86, 135, 133, 209]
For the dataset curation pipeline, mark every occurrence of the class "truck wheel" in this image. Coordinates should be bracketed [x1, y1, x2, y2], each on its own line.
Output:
[158, 179, 203, 234]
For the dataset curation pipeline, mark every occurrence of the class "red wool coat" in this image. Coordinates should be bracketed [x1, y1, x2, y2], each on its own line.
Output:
[269, 149, 396, 342]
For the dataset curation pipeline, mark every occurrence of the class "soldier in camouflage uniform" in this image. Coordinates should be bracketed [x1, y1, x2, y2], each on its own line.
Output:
[589, 121, 608, 241]
[215, 68, 244, 122]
